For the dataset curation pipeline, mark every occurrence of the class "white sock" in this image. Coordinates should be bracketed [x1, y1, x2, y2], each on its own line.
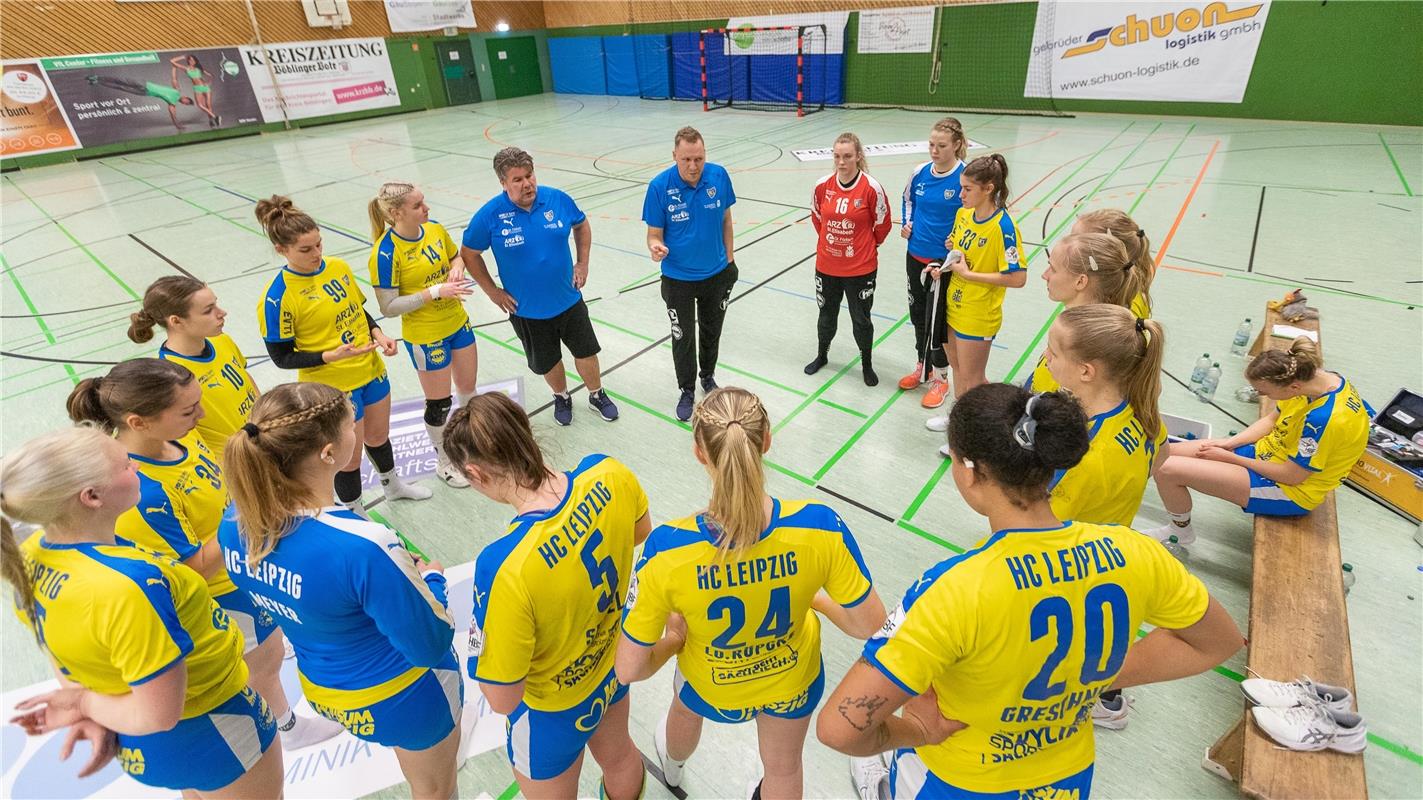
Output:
[1169, 511, 1192, 527]
[426, 423, 450, 466]
[556, 391, 571, 399]
[455, 389, 475, 407]
[278, 710, 296, 731]
[936, 368, 949, 380]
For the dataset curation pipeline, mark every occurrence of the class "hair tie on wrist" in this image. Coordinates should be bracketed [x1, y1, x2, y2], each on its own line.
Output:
[242, 423, 260, 438]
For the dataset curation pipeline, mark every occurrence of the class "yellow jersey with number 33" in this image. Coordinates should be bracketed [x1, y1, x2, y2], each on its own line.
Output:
[622, 499, 873, 711]
[258, 257, 384, 392]
[1050, 400, 1167, 527]
[863, 521, 1208, 793]
[470, 455, 649, 711]
[369, 222, 469, 345]
[945, 207, 1023, 339]
[1252, 375, 1371, 509]
[158, 333, 257, 461]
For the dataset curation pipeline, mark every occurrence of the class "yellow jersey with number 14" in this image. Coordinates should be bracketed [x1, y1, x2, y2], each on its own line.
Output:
[158, 333, 257, 461]
[258, 257, 384, 392]
[946, 207, 1023, 339]
[863, 520, 1209, 793]
[1253, 375, 1371, 509]
[369, 222, 469, 345]
[1050, 400, 1167, 527]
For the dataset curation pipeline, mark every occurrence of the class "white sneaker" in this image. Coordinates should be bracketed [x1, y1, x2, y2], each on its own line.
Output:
[1090, 694, 1133, 730]
[280, 710, 345, 750]
[938, 443, 951, 458]
[380, 473, 433, 502]
[436, 461, 469, 488]
[1144, 522, 1196, 545]
[1251, 699, 1367, 753]
[1242, 675, 1353, 714]
[653, 712, 686, 788]
[925, 415, 949, 432]
[849, 753, 891, 800]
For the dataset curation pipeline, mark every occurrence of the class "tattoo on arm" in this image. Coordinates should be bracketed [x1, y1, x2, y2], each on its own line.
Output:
[837, 694, 888, 732]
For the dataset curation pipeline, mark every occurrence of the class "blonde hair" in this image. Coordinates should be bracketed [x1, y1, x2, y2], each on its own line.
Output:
[224, 382, 352, 563]
[443, 393, 553, 493]
[1, 426, 117, 639]
[692, 387, 770, 555]
[1054, 232, 1148, 310]
[367, 181, 417, 242]
[931, 116, 968, 161]
[833, 132, 869, 175]
[1246, 337, 1322, 385]
[128, 276, 206, 344]
[1076, 208, 1155, 311]
[1057, 304, 1165, 440]
[254, 195, 318, 247]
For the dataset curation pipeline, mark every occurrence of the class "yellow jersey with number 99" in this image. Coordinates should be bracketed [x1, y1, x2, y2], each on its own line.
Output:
[622, 499, 872, 711]
[945, 207, 1023, 339]
[158, 333, 257, 461]
[863, 520, 1208, 793]
[1050, 400, 1167, 527]
[258, 257, 384, 392]
[369, 222, 469, 345]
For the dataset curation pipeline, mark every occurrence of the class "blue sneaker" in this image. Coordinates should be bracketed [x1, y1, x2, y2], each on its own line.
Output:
[553, 393, 573, 426]
[588, 389, 619, 422]
[676, 389, 695, 422]
[701, 375, 718, 392]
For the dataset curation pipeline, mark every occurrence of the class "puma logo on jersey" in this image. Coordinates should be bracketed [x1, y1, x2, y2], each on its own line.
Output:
[144, 505, 171, 516]
[266, 297, 280, 306]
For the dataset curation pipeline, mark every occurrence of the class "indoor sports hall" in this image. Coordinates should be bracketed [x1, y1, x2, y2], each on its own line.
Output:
[1, 2, 1420, 799]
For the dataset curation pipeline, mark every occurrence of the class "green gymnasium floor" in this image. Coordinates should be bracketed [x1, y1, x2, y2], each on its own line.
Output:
[2, 95, 1420, 799]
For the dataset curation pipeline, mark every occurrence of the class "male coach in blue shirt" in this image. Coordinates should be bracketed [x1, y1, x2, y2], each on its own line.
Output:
[461, 146, 618, 426]
[643, 126, 737, 422]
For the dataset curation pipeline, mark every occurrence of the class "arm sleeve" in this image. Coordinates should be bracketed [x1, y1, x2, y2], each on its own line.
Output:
[462, 210, 491, 252]
[365, 310, 380, 332]
[375, 286, 427, 317]
[822, 510, 874, 608]
[641, 184, 666, 228]
[263, 339, 325, 370]
[620, 552, 672, 647]
[105, 568, 194, 686]
[1290, 405, 1334, 471]
[352, 531, 456, 668]
[134, 477, 201, 561]
[901, 173, 915, 227]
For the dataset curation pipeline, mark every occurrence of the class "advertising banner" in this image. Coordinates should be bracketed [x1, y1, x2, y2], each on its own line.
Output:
[723, 12, 849, 55]
[1024, 1, 1271, 102]
[857, 6, 936, 54]
[241, 37, 400, 123]
[0, 60, 80, 156]
[384, 0, 475, 33]
[792, 138, 985, 162]
[41, 48, 261, 146]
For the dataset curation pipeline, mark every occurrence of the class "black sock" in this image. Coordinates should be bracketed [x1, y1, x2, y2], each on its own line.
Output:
[334, 469, 363, 504]
[862, 353, 879, 387]
[365, 440, 395, 473]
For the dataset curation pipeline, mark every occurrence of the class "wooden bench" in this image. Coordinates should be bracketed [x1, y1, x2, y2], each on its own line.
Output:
[1204, 306, 1368, 799]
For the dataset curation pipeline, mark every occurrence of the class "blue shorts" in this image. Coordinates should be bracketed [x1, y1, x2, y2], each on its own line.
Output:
[673, 661, 824, 723]
[890, 748, 1094, 799]
[117, 686, 276, 792]
[215, 589, 278, 654]
[505, 668, 629, 780]
[307, 661, 463, 751]
[405, 322, 475, 372]
[1233, 445, 1310, 516]
[348, 373, 391, 422]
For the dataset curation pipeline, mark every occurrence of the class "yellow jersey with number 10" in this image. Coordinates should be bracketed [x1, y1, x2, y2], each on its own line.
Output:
[1050, 400, 1167, 527]
[369, 222, 469, 345]
[258, 257, 384, 392]
[863, 520, 1209, 793]
[946, 207, 1024, 339]
[158, 333, 257, 461]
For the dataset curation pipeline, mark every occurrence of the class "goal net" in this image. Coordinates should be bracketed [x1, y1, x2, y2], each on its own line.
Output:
[700, 24, 830, 116]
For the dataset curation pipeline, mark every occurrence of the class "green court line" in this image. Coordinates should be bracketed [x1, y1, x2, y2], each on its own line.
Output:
[1, 362, 107, 402]
[894, 519, 965, 554]
[734, 207, 801, 241]
[589, 315, 658, 343]
[1014, 121, 1136, 224]
[766, 458, 817, 487]
[774, 313, 909, 434]
[0, 253, 78, 385]
[4, 177, 140, 300]
[99, 161, 267, 239]
[1127, 123, 1197, 216]
[1379, 133, 1415, 197]
[702, 358, 809, 398]
[816, 398, 869, 419]
[812, 388, 908, 481]
[617, 269, 662, 292]
[1222, 271, 1418, 309]
[1077, 122, 1162, 215]
[603, 388, 689, 431]
[474, 328, 527, 358]
[902, 457, 954, 523]
[1, 335, 135, 385]
[496, 779, 520, 800]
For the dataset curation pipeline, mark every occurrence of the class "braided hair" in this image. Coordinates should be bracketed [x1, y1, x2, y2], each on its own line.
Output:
[1245, 336, 1322, 385]
[692, 387, 771, 555]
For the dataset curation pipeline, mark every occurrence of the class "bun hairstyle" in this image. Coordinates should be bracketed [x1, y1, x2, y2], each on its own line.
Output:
[66, 358, 195, 432]
[692, 387, 771, 555]
[367, 181, 417, 242]
[947, 384, 1090, 508]
[128, 275, 206, 343]
[931, 116, 968, 161]
[1075, 208, 1156, 310]
[1054, 232, 1147, 309]
[442, 392, 552, 493]
[963, 154, 1010, 207]
[1245, 336, 1323, 385]
[254, 195, 318, 247]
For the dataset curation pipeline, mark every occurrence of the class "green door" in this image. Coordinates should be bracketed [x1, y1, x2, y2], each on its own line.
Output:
[485, 36, 542, 99]
[435, 39, 480, 105]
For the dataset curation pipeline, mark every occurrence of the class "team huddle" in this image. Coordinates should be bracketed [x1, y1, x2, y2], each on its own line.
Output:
[0, 118, 1375, 800]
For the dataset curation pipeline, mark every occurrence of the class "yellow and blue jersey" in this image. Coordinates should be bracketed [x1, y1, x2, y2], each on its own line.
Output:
[622, 499, 873, 710]
[116, 433, 236, 599]
[470, 455, 648, 711]
[1253, 375, 1372, 509]
[258, 257, 384, 392]
[1024, 302, 1149, 395]
[1050, 400, 1167, 527]
[218, 507, 455, 713]
[369, 221, 469, 345]
[863, 520, 1209, 793]
[158, 333, 257, 461]
[17, 535, 247, 718]
[946, 207, 1023, 339]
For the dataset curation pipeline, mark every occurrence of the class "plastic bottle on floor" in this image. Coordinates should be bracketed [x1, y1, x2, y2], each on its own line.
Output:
[1197, 363, 1222, 402]
[1341, 563, 1355, 595]
[1231, 319, 1253, 356]
[1189, 353, 1212, 392]
[1164, 535, 1189, 562]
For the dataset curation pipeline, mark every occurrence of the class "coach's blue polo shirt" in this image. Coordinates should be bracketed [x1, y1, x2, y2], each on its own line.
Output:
[464, 186, 585, 320]
[641, 162, 736, 281]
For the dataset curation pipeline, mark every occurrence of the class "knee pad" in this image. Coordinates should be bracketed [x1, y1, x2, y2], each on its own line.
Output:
[424, 396, 453, 427]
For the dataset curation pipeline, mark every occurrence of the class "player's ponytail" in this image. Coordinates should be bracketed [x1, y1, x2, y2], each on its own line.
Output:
[932, 116, 968, 162]
[834, 132, 869, 175]
[65, 359, 194, 432]
[1055, 232, 1135, 308]
[964, 154, 1010, 207]
[1057, 305, 1165, 440]
[224, 382, 352, 562]
[255, 194, 318, 246]
[947, 384, 1090, 508]
[443, 392, 553, 495]
[692, 387, 770, 555]
[368, 181, 417, 242]
[0, 426, 118, 643]
[128, 276, 206, 343]
[1246, 336, 1322, 385]
[1075, 208, 1156, 314]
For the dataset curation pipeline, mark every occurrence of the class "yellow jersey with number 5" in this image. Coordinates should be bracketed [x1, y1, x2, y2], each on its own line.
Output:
[258, 257, 384, 392]
[863, 521, 1208, 793]
[158, 334, 257, 461]
[945, 207, 1024, 339]
[369, 222, 468, 345]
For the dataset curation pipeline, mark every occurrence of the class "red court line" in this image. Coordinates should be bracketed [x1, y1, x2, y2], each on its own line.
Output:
[1159, 262, 1224, 278]
[1155, 139, 1219, 266]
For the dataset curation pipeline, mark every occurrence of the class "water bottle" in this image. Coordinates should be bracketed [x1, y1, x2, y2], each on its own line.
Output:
[1341, 563, 1355, 595]
[1234, 385, 1260, 403]
[1197, 363, 1222, 402]
[1230, 318, 1253, 356]
[1189, 354, 1212, 391]
[1163, 535, 1189, 561]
